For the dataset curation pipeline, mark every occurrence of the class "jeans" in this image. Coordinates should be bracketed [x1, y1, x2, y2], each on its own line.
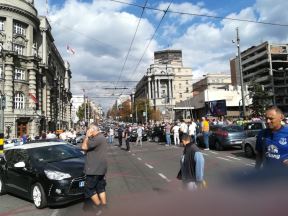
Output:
[203, 132, 209, 148]
[108, 135, 113, 144]
[166, 133, 171, 145]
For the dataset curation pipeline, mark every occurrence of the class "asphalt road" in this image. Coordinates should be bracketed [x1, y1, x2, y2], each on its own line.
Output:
[0, 140, 256, 216]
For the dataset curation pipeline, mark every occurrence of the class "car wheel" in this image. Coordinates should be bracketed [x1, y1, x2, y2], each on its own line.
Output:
[244, 144, 254, 158]
[154, 136, 159, 142]
[0, 177, 7, 195]
[31, 183, 47, 209]
[215, 140, 223, 151]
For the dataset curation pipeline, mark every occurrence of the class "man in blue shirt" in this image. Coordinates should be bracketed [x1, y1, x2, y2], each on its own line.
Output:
[177, 134, 205, 190]
[255, 106, 288, 169]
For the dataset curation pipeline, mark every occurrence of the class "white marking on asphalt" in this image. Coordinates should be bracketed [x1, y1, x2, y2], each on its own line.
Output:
[50, 210, 60, 216]
[216, 157, 232, 161]
[137, 157, 142, 161]
[145, 163, 154, 169]
[202, 152, 209, 156]
[210, 151, 219, 155]
[250, 162, 255, 165]
[132, 153, 136, 156]
[246, 163, 254, 167]
[158, 173, 171, 182]
[226, 156, 241, 161]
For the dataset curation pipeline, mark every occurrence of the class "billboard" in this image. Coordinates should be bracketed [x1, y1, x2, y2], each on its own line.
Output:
[205, 100, 227, 116]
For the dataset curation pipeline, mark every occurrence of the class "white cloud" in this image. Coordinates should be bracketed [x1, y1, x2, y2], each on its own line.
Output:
[33, 0, 288, 110]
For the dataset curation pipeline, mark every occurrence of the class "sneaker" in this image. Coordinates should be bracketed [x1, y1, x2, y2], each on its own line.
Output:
[204, 148, 210, 150]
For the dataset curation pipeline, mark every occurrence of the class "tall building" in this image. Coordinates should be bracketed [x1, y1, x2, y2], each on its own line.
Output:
[134, 50, 193, 121]
[0, 0, 72, 138]
[230, 41, 288, 113]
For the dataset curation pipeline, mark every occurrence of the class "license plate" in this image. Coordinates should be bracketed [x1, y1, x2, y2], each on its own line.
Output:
[79, 181, 85, 187]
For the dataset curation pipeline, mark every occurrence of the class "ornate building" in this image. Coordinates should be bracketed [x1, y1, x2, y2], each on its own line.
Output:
[0, 0, 72, 138]
[134, 50, 193, 121]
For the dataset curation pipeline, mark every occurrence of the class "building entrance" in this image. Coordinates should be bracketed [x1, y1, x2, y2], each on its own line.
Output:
[17, 121, 28, 138]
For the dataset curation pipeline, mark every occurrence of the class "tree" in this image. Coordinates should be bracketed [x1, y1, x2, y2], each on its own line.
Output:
[133, 98, 152, 123]
[76, 101, 93, 121]
[248, 82, 271, 117]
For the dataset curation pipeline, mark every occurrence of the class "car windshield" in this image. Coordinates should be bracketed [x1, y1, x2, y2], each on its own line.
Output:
[223, 125, 244, 132]
[28, 144, 83, 163]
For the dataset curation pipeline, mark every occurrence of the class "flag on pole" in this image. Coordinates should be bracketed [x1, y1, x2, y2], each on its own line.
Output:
[66, 45, 76, 55]
[29, 93, 38, 104]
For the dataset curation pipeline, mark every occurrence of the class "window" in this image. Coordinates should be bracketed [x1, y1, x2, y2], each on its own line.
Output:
[14, 68, 25, 80]
[14, 92, 25, 109]
[180, 93, 182, 98]
[14, 44, 24, 55]
[0, 19, 4, 31]
[186, 87, 189, 93]
[179, 83, 182, 89]
[0, 65, 2, 78]
[13, 22, 25, 35]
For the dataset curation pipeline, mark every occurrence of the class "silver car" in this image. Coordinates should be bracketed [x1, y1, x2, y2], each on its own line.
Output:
[241, 136, 256, 158]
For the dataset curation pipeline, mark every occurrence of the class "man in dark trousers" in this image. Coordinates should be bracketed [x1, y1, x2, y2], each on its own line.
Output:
[117, 126, 124, 147]
[177, 134, 205, 191]
[81, 122, 108, 211]
[124, 125, 131, 152]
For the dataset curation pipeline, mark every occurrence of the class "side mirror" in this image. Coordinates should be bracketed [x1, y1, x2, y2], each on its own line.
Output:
[14, 161, 25, 168]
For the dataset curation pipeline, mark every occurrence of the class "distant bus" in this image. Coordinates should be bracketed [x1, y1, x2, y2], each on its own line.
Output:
[205, 100, 227, 116]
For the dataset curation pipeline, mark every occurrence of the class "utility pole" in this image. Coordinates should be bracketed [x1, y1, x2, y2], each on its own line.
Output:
[82, 89, 86, 124]
[136, 105, 138, 124]
[236, 27, 246, 118]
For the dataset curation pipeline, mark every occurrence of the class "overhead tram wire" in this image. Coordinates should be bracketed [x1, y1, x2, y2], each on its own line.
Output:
[112, 0, 149, 96]
[109, 0, 288, 27]
[120, 0, 174, 96]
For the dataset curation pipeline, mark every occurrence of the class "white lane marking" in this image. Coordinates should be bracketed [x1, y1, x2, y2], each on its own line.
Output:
[158, 173, 171, 182]
[137, 157, 142, 161]
[210, 151, 219, 155]
[202, 152, 209, 156]
[246, 163, 254, 167]
[132, 153, 136, 156]
[216, 157, 232, 161]
[250, 162, 256, 165]
[145, 163, 154, 169]
[50, 210, 60, 216]
[226, 156, 241, 161]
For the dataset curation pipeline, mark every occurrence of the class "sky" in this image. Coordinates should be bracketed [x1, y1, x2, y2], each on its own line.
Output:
[33, 0, 288, 111]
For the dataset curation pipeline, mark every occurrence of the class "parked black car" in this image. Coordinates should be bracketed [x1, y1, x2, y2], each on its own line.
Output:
[0, 142, 85, 208]
[151, 126, 174, 143]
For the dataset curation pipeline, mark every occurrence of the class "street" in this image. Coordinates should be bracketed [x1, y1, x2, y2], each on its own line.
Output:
[0, 139, 257, 216]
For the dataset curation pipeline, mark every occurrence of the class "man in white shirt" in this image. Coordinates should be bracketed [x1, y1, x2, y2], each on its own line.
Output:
[46, 131, 57, 139]
[172, 123, 180, 146]
[180, 120, 188, 143]
[136, 124, 144, 147]
[188, 120, 197, 143]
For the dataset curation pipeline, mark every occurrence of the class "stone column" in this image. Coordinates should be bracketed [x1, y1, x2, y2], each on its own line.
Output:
[4, 55, 14, 112]
[26, 25, 33, 56]
[148, 77, 151, 99]
[170, 79, 173, 98]
[157, 79, 160, 98]
[167, 79, 170, 104]
[28, 69, 37, 109]
[46, 87, 51, 122]
[41, 30, 47, 65]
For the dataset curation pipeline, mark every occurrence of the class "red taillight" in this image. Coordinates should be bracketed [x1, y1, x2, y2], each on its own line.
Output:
[217, 130, 228, 137]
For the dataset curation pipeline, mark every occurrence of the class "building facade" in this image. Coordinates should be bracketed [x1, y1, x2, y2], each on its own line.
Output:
[0, 0, 72, 138]
[175, 74, 251, 119]
[230, 41, 288, 113]
[134, 50, 193, 121]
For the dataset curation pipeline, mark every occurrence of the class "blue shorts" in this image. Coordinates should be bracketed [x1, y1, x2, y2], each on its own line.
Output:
[85, 175, 106, 198]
